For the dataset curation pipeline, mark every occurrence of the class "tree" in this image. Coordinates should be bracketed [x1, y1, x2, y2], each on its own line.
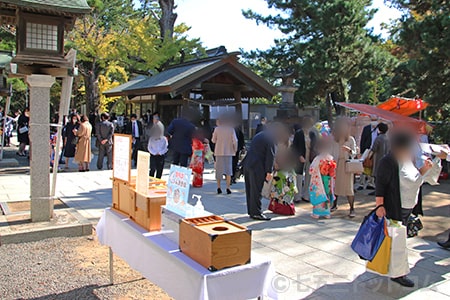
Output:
[244, 0, 397, 121]
[66, 0, 137, 113]
[139, 0, 178, 40]
[387, 0, 449, 142]
[67, 0, 202, 113]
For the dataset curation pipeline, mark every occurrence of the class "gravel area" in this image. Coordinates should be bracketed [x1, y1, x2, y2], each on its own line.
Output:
[0, 236, 172, 300]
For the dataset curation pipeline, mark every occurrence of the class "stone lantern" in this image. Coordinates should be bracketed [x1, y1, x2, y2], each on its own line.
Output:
[277, 73, 299, 120]
[0, 0, 90, 222]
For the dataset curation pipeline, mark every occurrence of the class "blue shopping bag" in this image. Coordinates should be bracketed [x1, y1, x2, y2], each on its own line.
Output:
[351, 206, 386, 261]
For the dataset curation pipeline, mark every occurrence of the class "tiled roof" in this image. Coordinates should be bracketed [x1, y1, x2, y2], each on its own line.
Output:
[1, 0, 91, 14]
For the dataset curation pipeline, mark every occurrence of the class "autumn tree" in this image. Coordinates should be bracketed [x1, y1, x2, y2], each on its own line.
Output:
[67, 0, 202, 113]
[66, 0, 137, 113]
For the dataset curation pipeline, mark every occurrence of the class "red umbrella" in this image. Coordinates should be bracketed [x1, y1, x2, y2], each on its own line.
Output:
[336, 102, 427, 134]
[377, 96, 428, 116]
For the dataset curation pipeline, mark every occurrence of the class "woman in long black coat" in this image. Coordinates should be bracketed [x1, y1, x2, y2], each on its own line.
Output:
[63, 114, 80, 167]
[16, 108, 30, 156]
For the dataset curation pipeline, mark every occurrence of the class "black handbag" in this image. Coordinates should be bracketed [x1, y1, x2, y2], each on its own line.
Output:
[71, 136, 79, 145]
[407, 215, 423, 238]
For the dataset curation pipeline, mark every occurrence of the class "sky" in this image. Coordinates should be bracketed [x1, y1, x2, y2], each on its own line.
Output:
[175, 0, 403, 52]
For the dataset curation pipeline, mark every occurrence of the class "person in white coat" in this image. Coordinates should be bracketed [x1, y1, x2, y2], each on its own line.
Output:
[212, 115, 237, 194]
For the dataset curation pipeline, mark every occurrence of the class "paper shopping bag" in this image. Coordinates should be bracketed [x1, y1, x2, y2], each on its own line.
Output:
[261, 180, 273, 199]
[387, 223, 410, 277]
[366, 221, 392, 275]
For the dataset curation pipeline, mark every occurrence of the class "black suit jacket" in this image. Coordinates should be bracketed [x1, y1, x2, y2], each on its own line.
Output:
[124, 120, 143, 138]
[243, 131, 276, 174]
[360, 124, 373, 153]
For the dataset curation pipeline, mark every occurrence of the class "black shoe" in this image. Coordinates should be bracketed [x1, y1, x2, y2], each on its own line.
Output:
[367, 186, 375, 190]
[437, 240, 450, 249]
[368, 191, 375, 196]
[293, 199, 302, 204]
[330, 201, 337, 212]
[357, 186, 364, 191]
[226, 188, 231, 195]
[217, 188, 222, 194]
[302, 198, 310, 202]
[251, 214, 271, 221]
[391, 276, 415, 287]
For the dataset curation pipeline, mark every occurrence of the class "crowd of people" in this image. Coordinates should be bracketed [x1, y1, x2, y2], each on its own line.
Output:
[1, 104, 449, 287]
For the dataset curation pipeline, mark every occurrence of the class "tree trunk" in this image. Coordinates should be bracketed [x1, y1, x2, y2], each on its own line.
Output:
[83, 71, 99, 113]
[158, 0, 177, 40]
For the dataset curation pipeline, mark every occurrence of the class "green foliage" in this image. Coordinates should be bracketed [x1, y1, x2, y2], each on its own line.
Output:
[243, 0, 398, 120]
[0, 28, 15, 51]
[387, 0, 449, 142]
[65, 0, 203, 112]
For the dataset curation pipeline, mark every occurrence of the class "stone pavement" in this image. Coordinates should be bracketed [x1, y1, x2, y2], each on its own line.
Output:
[1, 162, 449, 300]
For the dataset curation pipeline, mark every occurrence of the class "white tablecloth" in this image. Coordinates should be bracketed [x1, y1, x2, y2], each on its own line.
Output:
[97, 208, 278, 300]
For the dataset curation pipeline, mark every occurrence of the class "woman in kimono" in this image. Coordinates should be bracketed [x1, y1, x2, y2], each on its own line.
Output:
[268, 124, 297, 215]
[309, 138, 336, 219]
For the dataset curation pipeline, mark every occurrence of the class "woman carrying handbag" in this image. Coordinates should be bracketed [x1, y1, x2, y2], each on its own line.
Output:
[374, 130, 444, 287]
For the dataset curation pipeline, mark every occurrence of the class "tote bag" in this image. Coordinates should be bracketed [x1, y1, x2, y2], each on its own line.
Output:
[366, 220, 391, 275]
[351, 207, 386, 261]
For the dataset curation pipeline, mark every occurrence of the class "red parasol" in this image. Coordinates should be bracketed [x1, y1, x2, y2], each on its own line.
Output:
[377, 96, 428, 116]
[336, 102, 427, 134]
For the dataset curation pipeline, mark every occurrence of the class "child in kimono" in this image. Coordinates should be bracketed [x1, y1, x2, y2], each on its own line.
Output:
[309, 139, 336, 219]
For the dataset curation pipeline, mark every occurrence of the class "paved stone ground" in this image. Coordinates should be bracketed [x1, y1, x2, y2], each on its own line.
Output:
[1, 139, 449, 299]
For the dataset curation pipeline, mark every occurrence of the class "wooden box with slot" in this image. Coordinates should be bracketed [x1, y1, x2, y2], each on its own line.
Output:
[179, 216, 251, 271]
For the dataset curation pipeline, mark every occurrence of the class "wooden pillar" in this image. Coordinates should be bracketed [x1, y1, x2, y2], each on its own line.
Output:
[234, 91, 243, 130]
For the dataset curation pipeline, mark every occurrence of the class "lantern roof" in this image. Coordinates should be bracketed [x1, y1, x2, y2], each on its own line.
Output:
[0, 0, 91, 19]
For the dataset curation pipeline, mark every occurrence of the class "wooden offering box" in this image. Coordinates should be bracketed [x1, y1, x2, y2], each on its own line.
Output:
[112, 179, 135, 216]
[112, 177, 166, 216]
[179, 216, 251, 271]
[130, 189, 167, 231]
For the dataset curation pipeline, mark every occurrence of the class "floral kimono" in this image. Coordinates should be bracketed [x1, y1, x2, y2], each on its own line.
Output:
[271, 170, 298, 205]
[309, 154, 336, 217]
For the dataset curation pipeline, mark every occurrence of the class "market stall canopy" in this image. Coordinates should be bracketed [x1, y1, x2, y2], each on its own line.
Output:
[336, 102, 427, 133]
[377, 96, 428, 116]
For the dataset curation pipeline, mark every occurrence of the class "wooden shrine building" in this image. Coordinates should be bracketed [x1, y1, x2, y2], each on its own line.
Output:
[104, 48, 278, 129]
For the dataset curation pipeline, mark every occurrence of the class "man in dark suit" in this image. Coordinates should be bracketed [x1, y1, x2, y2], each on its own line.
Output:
[255, 117, 267, 135]
[125, 113, 143, 165]
[232, 125, 245, 183]
[96, 112, 114, 170]
[167, 113, 195, 167]
[243, 123, 281, 221]
[291, 124, 306, 202]
[360, 115, 379, 154]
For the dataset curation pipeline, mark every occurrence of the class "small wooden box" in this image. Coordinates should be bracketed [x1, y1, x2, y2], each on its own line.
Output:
[179, 216, 251, 271]
[112, 177, 166, 216]
[112, 179, 135, 216]
[130, 189, 167, 231]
